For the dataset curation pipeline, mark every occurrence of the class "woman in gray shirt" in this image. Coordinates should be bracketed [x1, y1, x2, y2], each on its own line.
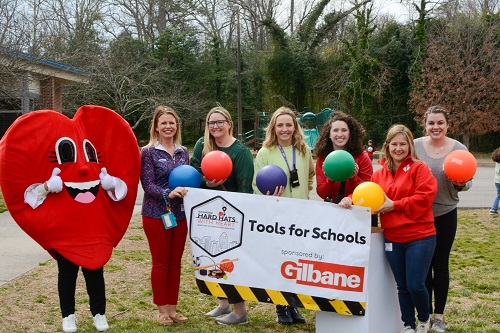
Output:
[414, 106, 472, 332]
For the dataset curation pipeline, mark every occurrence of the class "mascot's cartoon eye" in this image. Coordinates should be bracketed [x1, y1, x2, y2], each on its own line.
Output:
[83, 139, 99, 163]
[55, 137, 77, 164]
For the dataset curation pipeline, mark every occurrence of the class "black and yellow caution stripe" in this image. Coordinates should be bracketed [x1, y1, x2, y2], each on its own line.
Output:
[196, 278, 366, 316]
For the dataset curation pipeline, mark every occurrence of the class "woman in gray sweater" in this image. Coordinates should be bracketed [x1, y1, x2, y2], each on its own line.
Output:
[414, 105, 472, 332]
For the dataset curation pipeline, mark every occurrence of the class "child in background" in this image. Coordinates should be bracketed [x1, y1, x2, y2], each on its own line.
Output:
[489, 147, 500, 215]
[367, 139, 375, 161]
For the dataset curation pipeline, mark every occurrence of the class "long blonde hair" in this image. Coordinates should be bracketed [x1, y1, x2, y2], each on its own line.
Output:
[202, 106, 234, 155]
[382, 124, 419, 172]
[144, 105, 182, 148]
[262, 106, 308, 155]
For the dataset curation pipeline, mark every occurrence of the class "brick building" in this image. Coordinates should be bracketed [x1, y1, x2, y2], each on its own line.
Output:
[0, 47, 91, 137]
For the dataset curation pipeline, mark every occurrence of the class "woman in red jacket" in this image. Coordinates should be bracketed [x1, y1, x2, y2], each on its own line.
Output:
[314, 111, 376, 225]
[340, 124, 437, 333]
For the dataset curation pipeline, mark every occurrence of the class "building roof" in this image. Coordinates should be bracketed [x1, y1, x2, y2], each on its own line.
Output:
[0, 46, 92, 84]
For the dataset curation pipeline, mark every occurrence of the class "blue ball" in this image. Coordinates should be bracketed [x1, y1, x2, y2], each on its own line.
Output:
[256, 165, 288, 194]
[168, 165, 201, 189]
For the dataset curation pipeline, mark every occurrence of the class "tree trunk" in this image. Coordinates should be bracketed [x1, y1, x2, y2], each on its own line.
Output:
[463, 134, 470, 149]
[158, 0, 167, 33]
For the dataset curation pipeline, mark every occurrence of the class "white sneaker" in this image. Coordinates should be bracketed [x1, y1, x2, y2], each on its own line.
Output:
[62, 314, 77, 333]
[431, 318, 447, 332]
[93, 314, 109, 331]
[400, 326, 415, 333]
[416, 317, 431, 333]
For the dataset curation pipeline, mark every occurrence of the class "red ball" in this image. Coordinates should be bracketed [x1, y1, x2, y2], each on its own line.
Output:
[443, 150, 477, 183]
[201, 151, 233, 182]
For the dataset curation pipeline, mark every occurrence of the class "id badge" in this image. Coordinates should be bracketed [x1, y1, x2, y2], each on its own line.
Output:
[161, 211, 177, 230]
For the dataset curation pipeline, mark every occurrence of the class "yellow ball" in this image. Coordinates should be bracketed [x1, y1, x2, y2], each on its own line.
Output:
[352, 182, 385, 214]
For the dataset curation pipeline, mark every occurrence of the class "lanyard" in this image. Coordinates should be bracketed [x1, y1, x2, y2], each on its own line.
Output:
[278, 145, 296, 193]
[163, 191, 172, 212]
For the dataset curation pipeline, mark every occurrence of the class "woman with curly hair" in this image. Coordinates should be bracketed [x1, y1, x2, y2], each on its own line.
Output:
[314, 111, 375, 225]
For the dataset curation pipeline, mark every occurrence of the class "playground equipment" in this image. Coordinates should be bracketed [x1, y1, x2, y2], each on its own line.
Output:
[301, 112, 320, 151]
[245, 104, 341, 151]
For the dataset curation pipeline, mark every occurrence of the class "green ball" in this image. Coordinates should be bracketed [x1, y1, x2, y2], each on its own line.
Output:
[323, 150, 355, 182]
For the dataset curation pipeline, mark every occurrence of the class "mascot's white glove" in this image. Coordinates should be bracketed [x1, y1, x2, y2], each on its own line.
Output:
[46, 168, 63, 193]
[99, 167, 117, 191]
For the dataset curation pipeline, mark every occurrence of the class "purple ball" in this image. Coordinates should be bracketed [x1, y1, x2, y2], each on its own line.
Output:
[256, 165, 288, 194]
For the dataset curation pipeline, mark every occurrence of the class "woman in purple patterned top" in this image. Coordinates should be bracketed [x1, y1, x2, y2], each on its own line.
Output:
[140, 106, 189, 326]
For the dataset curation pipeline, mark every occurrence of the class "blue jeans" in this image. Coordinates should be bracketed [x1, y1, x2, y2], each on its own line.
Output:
[491, 183, 500, 212]
[385, 235, 436, 329]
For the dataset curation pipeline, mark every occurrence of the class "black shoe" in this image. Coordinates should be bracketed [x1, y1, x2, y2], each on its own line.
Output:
[276, 305, 293, 325]
[289, 306, 306, 324]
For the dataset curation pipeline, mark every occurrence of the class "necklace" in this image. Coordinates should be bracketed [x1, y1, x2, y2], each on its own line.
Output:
[428, 139, 446, 155]
[434, 146, 445, 154]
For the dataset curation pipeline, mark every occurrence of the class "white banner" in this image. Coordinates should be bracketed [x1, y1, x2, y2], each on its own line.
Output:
[184, 188, 372, 303]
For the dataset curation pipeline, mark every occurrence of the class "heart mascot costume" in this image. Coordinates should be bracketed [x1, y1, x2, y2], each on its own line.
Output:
[0, 105, 140, 331]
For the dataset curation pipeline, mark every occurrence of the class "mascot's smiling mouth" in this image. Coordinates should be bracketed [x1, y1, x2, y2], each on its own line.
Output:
[64, 180, 100, 204]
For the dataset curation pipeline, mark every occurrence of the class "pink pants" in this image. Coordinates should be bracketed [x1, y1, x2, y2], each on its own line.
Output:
[142, 216, 188, 305]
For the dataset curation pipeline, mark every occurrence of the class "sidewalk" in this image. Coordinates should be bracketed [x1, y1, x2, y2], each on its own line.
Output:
[0, 191, 143, 286]
[0, 210, 51, 285]
[0, 161, 495, 286]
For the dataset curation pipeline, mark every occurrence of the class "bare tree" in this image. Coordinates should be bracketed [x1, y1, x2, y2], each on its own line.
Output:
[478, 0, 500, 13]
[181, 0, 234, 51]
[435, 0, 500, 19]
[0, 0, 33, 49]
[106, 0, 159, 45]
[230, 0, 282, 51]
[462, 0, 499, 15]
[105, 0, 190, 47]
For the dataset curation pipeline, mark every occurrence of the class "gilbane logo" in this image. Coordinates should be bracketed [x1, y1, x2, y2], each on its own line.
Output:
[281, 259, 365, 292]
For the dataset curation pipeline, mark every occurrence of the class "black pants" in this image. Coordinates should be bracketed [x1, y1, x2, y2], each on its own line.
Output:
[56, 252, 106, 317]
[426, 208, 457, 314]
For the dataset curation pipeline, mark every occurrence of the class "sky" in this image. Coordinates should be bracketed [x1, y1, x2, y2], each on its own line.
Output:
[286, 0, 414, 25]
[373, 0, 412, 22]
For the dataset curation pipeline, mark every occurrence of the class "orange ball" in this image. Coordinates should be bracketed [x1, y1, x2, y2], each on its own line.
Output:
[201, 151, 233, 182]
[352, 182, 385, 214]
[443, 150, 476, 183]
[220, 259, 234, 273]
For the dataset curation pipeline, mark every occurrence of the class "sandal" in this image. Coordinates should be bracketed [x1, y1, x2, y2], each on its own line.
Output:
[170, 313, 188, 323]
[157, 313, 174, 326]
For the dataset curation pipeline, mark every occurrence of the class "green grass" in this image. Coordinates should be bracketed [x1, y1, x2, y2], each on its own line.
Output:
[0, 192, 6, 213]
[0, 210, 498, 332]
[0, 170, 498, 332]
